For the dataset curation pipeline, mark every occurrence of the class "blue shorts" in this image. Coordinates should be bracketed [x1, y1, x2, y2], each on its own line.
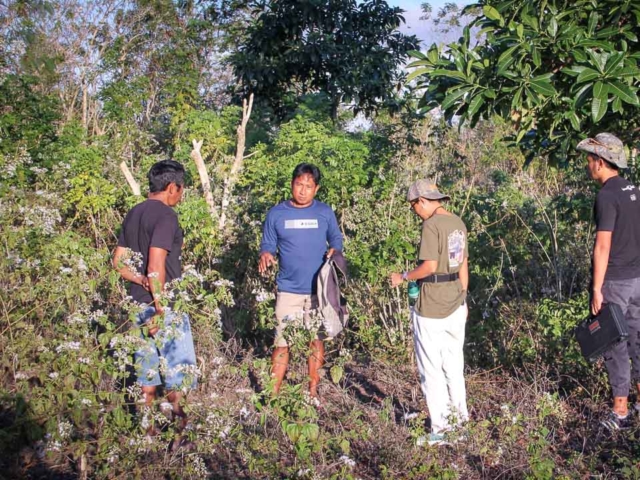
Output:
[134, 306, 198, 390]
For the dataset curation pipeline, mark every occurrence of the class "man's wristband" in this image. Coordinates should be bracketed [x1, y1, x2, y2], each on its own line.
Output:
[402, 271, 409, 281]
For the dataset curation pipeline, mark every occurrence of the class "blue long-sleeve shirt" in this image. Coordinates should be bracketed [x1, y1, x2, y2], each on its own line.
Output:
[260, 200, 343, 294]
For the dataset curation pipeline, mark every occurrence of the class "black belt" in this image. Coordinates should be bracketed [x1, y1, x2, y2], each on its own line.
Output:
[418, 272, 459, 284]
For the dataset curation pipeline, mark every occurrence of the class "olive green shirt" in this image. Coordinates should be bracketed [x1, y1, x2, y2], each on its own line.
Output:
[415, 213, 468, 319]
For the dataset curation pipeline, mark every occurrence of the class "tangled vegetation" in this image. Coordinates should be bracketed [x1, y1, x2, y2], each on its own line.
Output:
[1, 0, 639, 479]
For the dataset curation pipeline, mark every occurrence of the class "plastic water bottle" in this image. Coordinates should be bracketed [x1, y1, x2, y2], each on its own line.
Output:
[408, 281, 419, 306]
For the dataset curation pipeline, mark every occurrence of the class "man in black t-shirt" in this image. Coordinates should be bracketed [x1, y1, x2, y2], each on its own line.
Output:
[578, 133, 640, 430]
[113, 160, 197, 443]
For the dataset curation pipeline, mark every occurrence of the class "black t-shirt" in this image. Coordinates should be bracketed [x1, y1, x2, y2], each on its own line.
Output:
[117, 199, 183, 303]
[594, 175, 640, 280]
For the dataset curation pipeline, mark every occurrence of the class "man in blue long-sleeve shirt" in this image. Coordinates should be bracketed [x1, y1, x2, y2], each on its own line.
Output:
[259, 163, 343, 397]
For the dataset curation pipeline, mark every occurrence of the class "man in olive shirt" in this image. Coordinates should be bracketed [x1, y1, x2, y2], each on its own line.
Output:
[391, 180, 469, 445]
[577, 133, 640, 430]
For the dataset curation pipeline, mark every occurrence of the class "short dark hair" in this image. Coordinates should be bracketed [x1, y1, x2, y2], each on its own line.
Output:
[602, 158, 619, 171]
[148, 160, 185, 193]
[291, 163, 321, 185]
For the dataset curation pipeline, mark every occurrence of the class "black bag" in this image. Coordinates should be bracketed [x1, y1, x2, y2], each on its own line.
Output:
[575, 303, 629, 363]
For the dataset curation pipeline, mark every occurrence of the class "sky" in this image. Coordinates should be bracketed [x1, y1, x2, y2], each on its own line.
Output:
[388, 0, 473, 47]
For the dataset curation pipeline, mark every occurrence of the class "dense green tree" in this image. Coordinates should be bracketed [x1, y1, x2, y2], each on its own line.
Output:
[409, 0, 640, 163]
[231, 0, 419, 118]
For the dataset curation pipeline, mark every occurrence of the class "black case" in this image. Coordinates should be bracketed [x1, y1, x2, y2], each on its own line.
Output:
[575, 303, 629, 363]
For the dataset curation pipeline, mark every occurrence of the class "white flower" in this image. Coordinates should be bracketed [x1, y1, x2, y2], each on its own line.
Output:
[49, 372, 59, 379]
[59, 267, 73, 274]
[403, 412, 419, 421]
[81, 398, 92, 407]
[339, 455, 356, 468]
[56, 341, 81, 353]
[14, 372, 28, 380]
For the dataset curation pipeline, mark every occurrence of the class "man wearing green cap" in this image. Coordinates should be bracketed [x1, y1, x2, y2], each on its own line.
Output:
[577, 132, 640, 430]
[390, 179, 469, 445]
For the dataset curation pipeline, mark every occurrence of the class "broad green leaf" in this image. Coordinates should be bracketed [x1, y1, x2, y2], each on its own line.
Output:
[431, 69, 467, 81]
[591, 95, 608, 122]
[566, 111, 581, 131]
[547, 17, 558, 37]
[588, 11, 598, 36]
[330, 365, 343, 384]
[604, 52, 625, 75]
[576, 68, 600, 84]
[615, 66, 640, 78]
[517, 24, 524, 40]
[592, 81, 608, 99]
[484, 88, 496, 99]
[406, 68, 431, 83]
[529, 78, 556, 96]
[483, 5, 503, 22]
[532, 48, 541, 67]
[608, 81, 640, 105]
[408, 50, 426, 60]
[612, 96, 623, 113]
[467, 94, 485, 117]
[441, 88, 471, 110]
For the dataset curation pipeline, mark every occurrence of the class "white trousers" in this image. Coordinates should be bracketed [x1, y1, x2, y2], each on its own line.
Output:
[413, 304, 469, 434]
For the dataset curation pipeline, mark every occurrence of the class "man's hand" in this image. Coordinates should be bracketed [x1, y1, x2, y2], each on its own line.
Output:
[592, 288, 604, 315]
[390, 272, 404, 288]
[326, 248, 336, 259]
[138, 275, 150, 291]
[259, 252, 277, 275]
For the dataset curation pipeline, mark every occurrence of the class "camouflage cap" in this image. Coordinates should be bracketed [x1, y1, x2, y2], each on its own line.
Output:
[406, 179, 450, 202]
[576, 133, 627, 169]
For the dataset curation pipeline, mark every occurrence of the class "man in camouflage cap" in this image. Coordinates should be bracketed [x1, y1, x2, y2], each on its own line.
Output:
[390, 179, 469, 445]
[578, 133, 640, 430]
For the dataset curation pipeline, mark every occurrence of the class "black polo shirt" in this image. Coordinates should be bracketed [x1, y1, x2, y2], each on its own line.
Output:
[117, 199, 183, 303]
[594, 175, 640, 280]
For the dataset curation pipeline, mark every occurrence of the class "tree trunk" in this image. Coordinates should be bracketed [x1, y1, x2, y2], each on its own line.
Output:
[119, 161, 141, 196]
[190, 139, 217, 221]
[219, 93, 254, 230]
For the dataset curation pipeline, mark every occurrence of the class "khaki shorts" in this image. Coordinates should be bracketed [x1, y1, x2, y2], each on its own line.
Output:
[274, 292, 323, 347]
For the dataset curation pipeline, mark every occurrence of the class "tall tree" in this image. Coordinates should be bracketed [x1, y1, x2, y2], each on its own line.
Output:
[231, 0, 419, 118]
[408, 0, 640, 163]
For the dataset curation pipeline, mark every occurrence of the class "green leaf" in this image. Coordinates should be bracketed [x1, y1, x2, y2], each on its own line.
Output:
[441, 88, 470, 110]
[431, 69, 467, 81]
[529, 77, 556, 96]
[467, 94, 485, 117]
[591, 95, 608, 122]
[517, 24, 524, 40]
[532, 48, 541, 67]
[576, 68, 600, 84]
[483, 5, 503, 22]
[592, 81, 608, 99]
[566, 111, 581, 131]
[406, 68, 431, 83]
[330, 365, 344, 384]
[547, 17, 558, 37]
[588, 11, 598, 36]
[612, 96, 623, 113]
[608, 81, 640, 105]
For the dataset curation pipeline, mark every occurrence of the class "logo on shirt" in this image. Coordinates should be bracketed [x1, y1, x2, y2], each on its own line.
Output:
[448, 230, 466, 268]
[285, 219, 319, 229]
[622, 185, 636, 191]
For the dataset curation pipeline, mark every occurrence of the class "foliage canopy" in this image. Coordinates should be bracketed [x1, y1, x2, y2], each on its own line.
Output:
[231, 0, 419, 118]
[409, 0, 640, 162]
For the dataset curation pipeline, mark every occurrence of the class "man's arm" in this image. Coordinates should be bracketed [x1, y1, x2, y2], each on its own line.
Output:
[390, 260, 437, 287]
[259, 210, 278, 274]
[592, 231, 612, 315]
[147, 246, 168, 312]
[459, 256, 469, 292]
[112, 246, 149, 290]
[326, 209, 344, 255]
